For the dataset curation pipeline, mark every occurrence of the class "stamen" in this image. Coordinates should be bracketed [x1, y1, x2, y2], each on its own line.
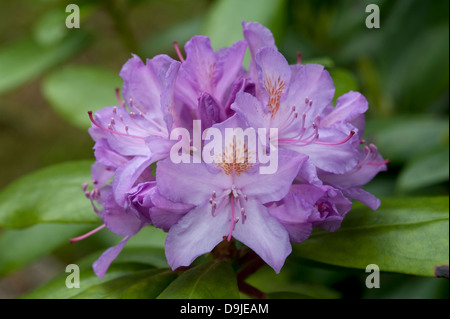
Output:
[88, 111, 145, 140]
[173, 41, 185, 62]
[115, 88, 125, 107]
[367, 159, 390, 166]
[314, 131, 355, 146]
[296, 52, 302, 64]
[227, 195, 236, 242]
[70, 224, 106, 243]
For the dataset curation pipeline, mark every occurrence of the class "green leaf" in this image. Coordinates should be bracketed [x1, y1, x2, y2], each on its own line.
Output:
[294, 197, 449, 277]
[0, 223, 91, 277]
[365, 116, 449, 163]
[244, 264, 341, 299]
[23, 260, 155, 299]
[397, 145, 450, 193]
[0, 33, 89, 95]
[157, 260, 239, 299]
[203, 0, 287, 49]
[42, 66, 122, 130]
[0, 160, 99, 228]
[71, 268, 177, 299]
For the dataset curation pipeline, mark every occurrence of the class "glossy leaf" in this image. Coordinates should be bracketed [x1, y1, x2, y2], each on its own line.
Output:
[42, 66, 122, 130]
[23, 261, 154, 299]
[0, 160, 99, 228]
[71, 268, 177, 299]
[157, 260, 240, 299]
[294, 197, 449, 277]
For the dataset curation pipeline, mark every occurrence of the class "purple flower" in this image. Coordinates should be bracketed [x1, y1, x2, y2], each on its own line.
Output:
[156, 116, 307, 273]
[81, 21, 388, 278]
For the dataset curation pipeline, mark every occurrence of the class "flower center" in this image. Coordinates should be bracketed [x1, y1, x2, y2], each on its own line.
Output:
[215, 139, 255, 176]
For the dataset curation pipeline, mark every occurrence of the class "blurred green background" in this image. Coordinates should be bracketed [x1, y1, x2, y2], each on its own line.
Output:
[0, 0, 448, 299]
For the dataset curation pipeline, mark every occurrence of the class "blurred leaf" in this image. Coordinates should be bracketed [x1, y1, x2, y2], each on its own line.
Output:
[71, 268, 176, 299]
[157, 260, 239, 299]
[33, 4, 96, 46]
[0, 32, 89, 95]
[33, 9, 68, 46]
[42, 66, 122, 130]
[245, 264, 341, 299]
[0, 160, 99, 228]
[363, 273, 449, 299]
[397, 145, 450, 193]
[140, 17, 203, 57]
[294, 197, 449, 277]
[23, 260, 154, 299]
[385, 24, 449, 113]
[365, 117, 449, 163]
[203, 0, 287, 49]
[0, 223, 91, 277]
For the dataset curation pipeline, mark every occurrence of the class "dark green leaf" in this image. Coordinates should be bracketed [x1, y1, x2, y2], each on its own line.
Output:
[42, 66, 122, 130]
[244, 264, 340, 299]
[0, 33, 89, 95]
[294, 197, 449, 277]
[0, 160, 99, 228]
[23, 261, 154, 299]
[71, 268, 177, 299]
[157, 260, 239, 299]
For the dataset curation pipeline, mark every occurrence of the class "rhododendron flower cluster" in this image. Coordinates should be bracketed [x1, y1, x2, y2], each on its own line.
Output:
[81, 22, 387, 278]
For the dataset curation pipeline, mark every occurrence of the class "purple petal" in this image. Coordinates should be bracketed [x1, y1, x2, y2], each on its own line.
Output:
[233, 199, 291, 273]
[113, 156, 153, 206]
[266, 192, 314, 243]
[320, 91, 368, 135]
[255, 47, 291, 115]
[156, 158, 231, 206]
[89, 106, 150, 157]
[214, 40, 248, 103]
[236, 150, 308, 204]
[93, 236, 130, 278]
[295, 126, 359, 174]
[342, 187, 381, 211]
[101, 186, 147, 237]
[242, 21, 276, 58]
[287, 64, 335, 127]
[120, 54, 179, 129]
[231, 91, 270, 130]
[198, 92, 225, 130]
[165, 201, 229, 270]
[149, 189, 195, 231]
[242, 21, 276, 82]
